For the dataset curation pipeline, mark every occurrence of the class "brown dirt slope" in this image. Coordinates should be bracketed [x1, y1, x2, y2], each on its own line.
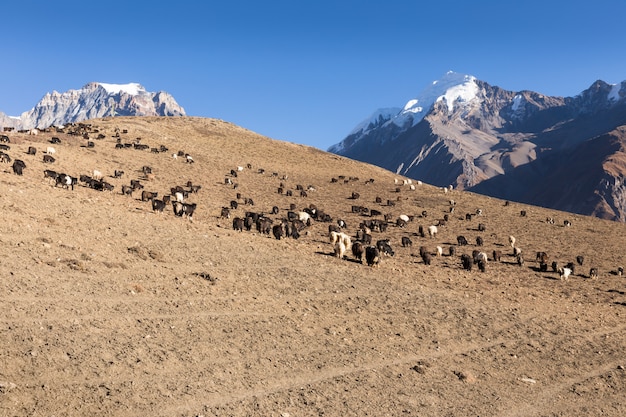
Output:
[0, 116, 625, 417]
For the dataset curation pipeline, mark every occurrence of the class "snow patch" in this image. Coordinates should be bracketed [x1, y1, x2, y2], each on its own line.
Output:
[347, 107, 400, 136]
[396, 72, 478, 128]
[98, 82, 144, 96]
[436, 77, 479, 112]
[608, 83, 621, 102]
[512, 94, 523, 111]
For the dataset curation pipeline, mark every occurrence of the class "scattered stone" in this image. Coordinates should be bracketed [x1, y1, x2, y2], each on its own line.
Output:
[0, 381, 16, 394]
[411, 360, 431, 374]
[193, 272, 219, 284]
[454, 370, 476, 383]
[519, 377, 537, 384]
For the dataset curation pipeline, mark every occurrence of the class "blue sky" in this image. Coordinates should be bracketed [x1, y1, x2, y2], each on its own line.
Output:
[2, 1, 626, 150]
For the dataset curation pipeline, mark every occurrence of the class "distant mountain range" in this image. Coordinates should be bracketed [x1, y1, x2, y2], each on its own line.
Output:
[0, 82, 185, 130]
[329, 72, 626, 222]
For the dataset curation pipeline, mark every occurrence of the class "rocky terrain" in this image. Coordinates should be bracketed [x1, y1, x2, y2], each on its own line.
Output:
[0, 116, 625, 416]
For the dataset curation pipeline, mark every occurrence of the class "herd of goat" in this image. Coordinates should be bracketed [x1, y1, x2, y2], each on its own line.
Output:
[1, 124, 623, 281]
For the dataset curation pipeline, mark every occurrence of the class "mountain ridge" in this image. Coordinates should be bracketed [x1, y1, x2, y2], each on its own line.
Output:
[0, 82, 185, 130]
[329, 72, 626, 221]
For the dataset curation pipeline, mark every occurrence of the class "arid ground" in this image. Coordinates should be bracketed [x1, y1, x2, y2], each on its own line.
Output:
[0, 116, 625, 416]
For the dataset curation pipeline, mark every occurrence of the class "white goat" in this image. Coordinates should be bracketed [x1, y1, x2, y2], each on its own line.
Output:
[559, 267, 572, 281]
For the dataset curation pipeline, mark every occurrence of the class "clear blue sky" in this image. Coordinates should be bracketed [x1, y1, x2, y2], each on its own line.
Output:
[2, 1, 625, 150]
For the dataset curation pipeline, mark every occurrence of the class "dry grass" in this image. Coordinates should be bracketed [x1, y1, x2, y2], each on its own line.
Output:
[0, 116, 625, 417]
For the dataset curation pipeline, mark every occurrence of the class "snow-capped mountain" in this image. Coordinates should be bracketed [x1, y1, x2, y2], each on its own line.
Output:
[1, 82, 185, 130]
[329, 72, 626, 221]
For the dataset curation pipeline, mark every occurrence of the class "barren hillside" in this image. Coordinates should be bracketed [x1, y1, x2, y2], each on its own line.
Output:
[0, 116, 625, 417]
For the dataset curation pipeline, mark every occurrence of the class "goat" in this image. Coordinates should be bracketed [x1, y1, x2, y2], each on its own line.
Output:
[365, 246, 381, 267]
[536, 252, 549, 264]
[376, 239, 394, 257]
[12, 159, 25, 175]
[232, 217, 244, 232]
[121, 185, 133, 196]
[141, 191, 158, 202]
[461, 254, 472, 271]
[559, 267, 572, 281]
[351, 241, 364, 263]
[151, 199, 166, 212]
[272, 224, 285, 240]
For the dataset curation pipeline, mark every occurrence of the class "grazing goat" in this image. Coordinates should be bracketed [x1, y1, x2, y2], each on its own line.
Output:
[461, 254, 472, 271]
[427, 225, 438, 238]
[232, 217, 244, 231]
[559, 267, 572, 281]
[376, 239, 394, 256]
[12, 159, 25, 175]
[589, 268, 598, 280]
[151, 199, 166, 212]
[477, 260, 486, 272]
[536, 252, 549, 264]
[421, 252, 432, 265]
[365, 246, 380, 267]
[272, 224, 284, 240]
[508, 235, 516, 248]
[141, 191, 158, 202]
[352, 241, 364, 263]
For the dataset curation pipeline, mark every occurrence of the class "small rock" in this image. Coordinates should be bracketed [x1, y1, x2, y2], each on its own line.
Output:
[520, 377, 537, 384]
[454, 370, 476, 383]
[0, 381, 17, 393]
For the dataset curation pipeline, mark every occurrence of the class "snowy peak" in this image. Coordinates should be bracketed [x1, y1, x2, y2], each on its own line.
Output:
[328, 72, 479, 153]
[395, 72, 479, 128]
[96, 82, 145, 95]
[4, 82, 185, 130]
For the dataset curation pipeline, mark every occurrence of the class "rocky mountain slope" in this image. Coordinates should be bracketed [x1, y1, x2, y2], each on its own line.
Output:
[0, 116, 624, 416]
[330, 72, 626, 221]
[0, 82, 185, 130]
